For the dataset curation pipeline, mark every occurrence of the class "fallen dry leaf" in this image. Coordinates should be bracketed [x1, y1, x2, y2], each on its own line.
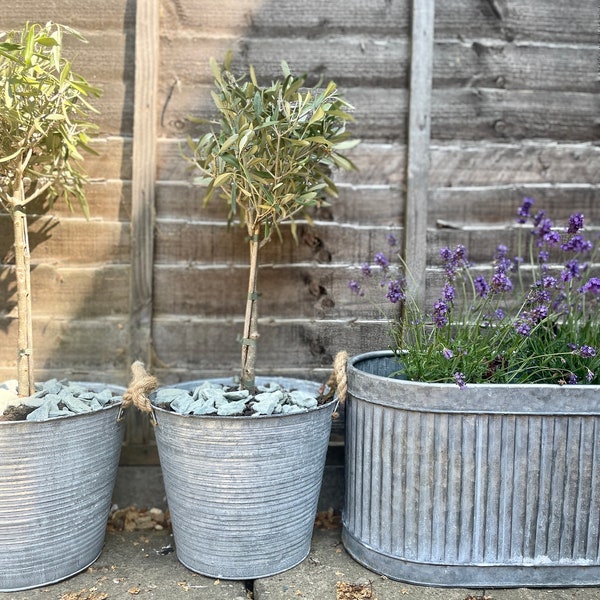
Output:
[128, 587, 141, 595]
[107, 505, 171, 532]
[59, 590, 108, 600]
[336, 581, 374, 600]
[315, 507, 342, 529]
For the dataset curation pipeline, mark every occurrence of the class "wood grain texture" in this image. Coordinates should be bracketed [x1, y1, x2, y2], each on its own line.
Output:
[1, 0, 598, 464]
[404, 0, 435, 306]
[130, 0, 159, 365]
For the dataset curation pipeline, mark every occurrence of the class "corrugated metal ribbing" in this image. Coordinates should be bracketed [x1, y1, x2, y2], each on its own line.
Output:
[0, 402, 124, 592]
[344, 398, 600, 570]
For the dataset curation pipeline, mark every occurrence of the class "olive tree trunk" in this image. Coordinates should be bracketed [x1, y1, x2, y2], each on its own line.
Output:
[240, 226, 261, 393]
[11, 205, 35, 397]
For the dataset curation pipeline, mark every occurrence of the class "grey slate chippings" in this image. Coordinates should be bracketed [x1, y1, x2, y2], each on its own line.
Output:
[15, 379, 122, 421]
[154, 381, 321, 417]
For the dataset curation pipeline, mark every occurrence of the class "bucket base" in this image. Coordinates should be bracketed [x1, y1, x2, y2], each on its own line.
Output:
[177, 547, 311, 581]
[342, 526, 600, 588]
[1, 550, 102, 593]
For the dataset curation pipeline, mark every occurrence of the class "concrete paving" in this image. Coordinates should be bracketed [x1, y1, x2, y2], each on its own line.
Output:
[4, 466, 600, 599]
[4, 527, 600, 600]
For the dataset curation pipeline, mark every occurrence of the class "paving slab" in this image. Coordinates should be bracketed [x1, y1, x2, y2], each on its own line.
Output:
[3, 530, 248, 600]
[3, 527, 600, 600]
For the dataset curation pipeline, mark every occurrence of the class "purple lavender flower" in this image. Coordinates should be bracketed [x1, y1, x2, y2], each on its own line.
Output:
[533, 210, 546, 227]
[568, 373, 578, 385]
[530, 288, 551, 305]
[374, 252, 390, 271]
[495, 308, 505, 320]
[432, 300, 449, 328]
[348, 280, 363, 296]
[541, 276, 558, 289]
[561, 259, 581, 282]
[530, 305, 549, 323]
[442, 348, 454, 360]
[491, 271, 513, 293]
[386, 233, 398, 247]
[567, 213, 584, 234]
[495, 245, 512, 272]
[442, 283, 456, 302]
[580, 277, 600, 295]
[440, 247, 453, 263]
[474, 275, 489, 298]
[454, 372, 466, 389]
[532, 216, 554, 246]
[453, 244, 467, 263]
[495, 245, 508, 259]
[543, 230, 561, 247]
[360, 262, 372, 277]
[386, 280, 405, 304]
[587, 369, 595, 383]
[517, 197, 534, 223]
[515, 322, 531, 337]
[561, 234, 593, 254]
[578, 345, 597, 358]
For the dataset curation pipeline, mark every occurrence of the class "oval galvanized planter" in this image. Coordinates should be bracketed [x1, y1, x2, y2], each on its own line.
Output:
[0, 385, 124, 592]
[343, 350, 600, 588]
[152, 377, 335, 580]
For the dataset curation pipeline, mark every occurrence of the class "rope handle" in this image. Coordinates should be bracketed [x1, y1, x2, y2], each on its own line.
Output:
[324, 351, 348, 420]
[118, 361, 159, 426]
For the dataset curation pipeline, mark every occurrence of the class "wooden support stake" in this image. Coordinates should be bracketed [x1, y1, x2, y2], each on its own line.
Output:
[404, 0, 435, 309]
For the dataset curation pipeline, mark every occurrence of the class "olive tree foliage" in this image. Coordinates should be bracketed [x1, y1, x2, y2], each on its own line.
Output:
[188, 56, 359, 392]
[0, 22, 101, 397]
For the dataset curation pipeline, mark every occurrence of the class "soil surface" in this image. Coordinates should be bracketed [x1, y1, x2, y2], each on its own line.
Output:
[0, 403, 35, 421]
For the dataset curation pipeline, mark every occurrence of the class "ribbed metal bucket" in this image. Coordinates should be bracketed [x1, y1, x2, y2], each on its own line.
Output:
[0, 385, 124, 592]
[153, 377, 335, 580]
[343, 351, 600, 588]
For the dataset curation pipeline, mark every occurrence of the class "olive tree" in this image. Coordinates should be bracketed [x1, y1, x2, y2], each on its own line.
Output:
[0, 22, 100, 396]
[188, 56, 359, 392]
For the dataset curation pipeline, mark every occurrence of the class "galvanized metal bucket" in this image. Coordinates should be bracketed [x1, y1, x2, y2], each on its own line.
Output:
[152, 377, 335, 580]
[343, 351, 600, 588]
[0, 385, 124, 592]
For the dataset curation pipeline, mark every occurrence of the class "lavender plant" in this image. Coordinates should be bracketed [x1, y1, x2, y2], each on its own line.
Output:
[349, 198, 600, 387]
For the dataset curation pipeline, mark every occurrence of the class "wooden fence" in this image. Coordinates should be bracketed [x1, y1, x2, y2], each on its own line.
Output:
[1, 0, 598, 463]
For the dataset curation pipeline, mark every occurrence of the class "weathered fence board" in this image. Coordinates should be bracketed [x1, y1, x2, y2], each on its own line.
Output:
[0, 265, 129, 318]
[1, 0, 597, 465]
[151, 318, 390, 376]
[161, 0, 409, 34]
[156, 182, 404, 225]
[434, 0, 599, 43]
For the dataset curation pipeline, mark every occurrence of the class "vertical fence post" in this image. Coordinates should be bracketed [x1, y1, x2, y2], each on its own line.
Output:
[130, 0, 159, 366]
[125, 0, 160, 464]
[404, 0, 435, 308]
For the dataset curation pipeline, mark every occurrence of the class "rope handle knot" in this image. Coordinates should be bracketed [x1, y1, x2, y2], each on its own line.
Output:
[118, 361, 159, 426]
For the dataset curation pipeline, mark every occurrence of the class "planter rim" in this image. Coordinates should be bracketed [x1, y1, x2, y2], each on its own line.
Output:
[348, 350, 600, 415]
[151, 376, 337, 421]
